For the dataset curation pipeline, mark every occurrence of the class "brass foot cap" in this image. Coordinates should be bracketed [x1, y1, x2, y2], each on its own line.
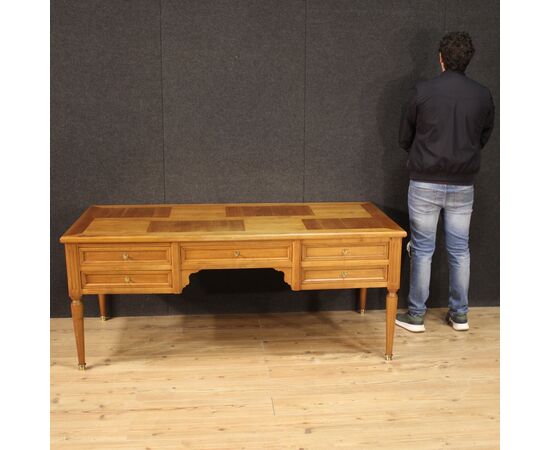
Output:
[384, 354, 393, 361]
[100, 316, 109, 321]
[78, 364, 86, 370]
[359, 309, 366, 315]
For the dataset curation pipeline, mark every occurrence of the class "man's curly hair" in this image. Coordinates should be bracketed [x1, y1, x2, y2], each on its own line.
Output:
[439, 31, 475, 72]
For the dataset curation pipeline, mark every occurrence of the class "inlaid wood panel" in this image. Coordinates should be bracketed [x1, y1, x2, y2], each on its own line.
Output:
[94, 207, 172, 218]
[310, 203, 373, 218]
[81, 219, 151, 237]
[226, 205, 314, 217]
[147, 220, 246, 233]
[302, 217, 385, 230]
[361, 203, 380, 216]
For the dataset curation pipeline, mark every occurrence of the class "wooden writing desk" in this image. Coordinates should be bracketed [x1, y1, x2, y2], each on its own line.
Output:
[60, 202, 406, 369]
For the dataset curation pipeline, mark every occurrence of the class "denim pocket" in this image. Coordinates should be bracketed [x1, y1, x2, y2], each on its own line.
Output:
[452, 187, 474, 206]
[408, 185, 438, 214]
[447, 187, 474, 214]
[409, 186, 437, 203]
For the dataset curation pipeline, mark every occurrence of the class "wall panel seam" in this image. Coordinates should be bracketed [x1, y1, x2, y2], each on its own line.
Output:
[303, 0, 307, 201]
[444, 0, 447, 31]
[159, 0, 167, 204]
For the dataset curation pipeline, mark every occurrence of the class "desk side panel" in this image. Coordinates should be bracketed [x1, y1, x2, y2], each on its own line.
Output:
[64, 244, 81, 300]
[388, 237, 404, 292]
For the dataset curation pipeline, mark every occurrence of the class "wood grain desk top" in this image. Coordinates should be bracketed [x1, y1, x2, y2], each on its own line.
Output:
[60, 202, 406, 243]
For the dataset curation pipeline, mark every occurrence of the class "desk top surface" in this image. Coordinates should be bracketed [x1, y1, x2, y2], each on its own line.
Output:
[60, 202, 406, 243]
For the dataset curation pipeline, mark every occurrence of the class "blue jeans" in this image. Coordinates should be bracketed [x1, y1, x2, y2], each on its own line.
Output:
[407, 180, 474, 317]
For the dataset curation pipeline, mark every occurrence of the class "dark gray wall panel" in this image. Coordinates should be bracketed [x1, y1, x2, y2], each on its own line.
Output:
[446, 0, 500, 306]
[305, 0, 444, 201]
[160, 0, 333, 315]
[161, 0, 305, 203]
[305, 0, 446, 309]
[51, 0, 165, 317]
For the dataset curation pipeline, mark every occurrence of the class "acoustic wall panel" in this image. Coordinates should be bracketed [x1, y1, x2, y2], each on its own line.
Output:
[161, 0, 306, 203]
[159, 1, 352, 314]
[51, 0, 166, 317]
[446, 0, 500, 306]
[304, 0, 445, 309]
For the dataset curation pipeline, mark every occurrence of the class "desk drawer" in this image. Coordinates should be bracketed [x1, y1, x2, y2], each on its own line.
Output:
[81, 271, 172, 289]
[302, 266, 387, 284]
[181, 241, 292, 266]
[302, 241, 388, 261]
[79, 244, 171, 267]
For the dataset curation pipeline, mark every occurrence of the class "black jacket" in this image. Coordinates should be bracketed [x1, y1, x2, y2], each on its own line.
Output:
[399, 69, 495, 185]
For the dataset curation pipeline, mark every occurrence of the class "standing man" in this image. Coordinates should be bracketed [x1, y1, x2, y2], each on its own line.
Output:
[395, 31, 495, 332]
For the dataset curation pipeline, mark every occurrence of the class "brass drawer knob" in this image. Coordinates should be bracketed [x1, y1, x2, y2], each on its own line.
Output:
[341, 271, 348, 278]
[234, 250, 240, 257]
[124, 276, 131, 283]
[122, 253, 129, 260]
[341, 248, 350, 256]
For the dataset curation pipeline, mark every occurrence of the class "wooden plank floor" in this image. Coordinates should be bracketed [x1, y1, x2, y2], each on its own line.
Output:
[51, 307, 499, 449]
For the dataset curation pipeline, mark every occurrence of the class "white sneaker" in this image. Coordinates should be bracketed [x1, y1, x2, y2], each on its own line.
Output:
[395, 312, 426, 333]
[446, 312, 469, 331]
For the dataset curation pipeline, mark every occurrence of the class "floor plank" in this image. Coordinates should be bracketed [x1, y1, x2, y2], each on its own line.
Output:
[51, 307, 499, 449]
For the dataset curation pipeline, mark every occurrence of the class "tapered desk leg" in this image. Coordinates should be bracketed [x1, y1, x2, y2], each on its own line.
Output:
[385, 289, 398, 361]
[358, 288, 367, 314]
[98, 294, 108, 321]
[70, 296, 86, 370]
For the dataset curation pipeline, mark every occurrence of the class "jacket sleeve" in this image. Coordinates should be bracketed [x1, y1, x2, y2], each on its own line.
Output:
[480, 90, 495, 149]
[399, 86, 418, 151]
